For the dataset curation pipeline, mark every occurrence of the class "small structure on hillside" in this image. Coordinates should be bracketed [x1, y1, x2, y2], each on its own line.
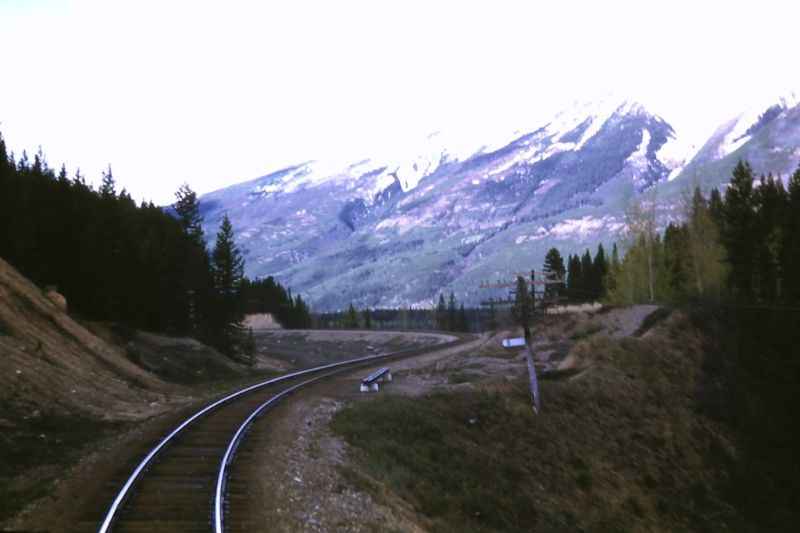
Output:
[360, 367, 392, 392]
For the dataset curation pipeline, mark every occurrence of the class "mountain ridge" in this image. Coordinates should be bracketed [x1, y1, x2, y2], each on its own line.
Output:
[198, 96, 800, 311]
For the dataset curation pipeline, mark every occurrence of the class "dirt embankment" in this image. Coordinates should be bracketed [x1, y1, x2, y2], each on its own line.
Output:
[0, 257, 178, 420]
[0, 256, 244, 528]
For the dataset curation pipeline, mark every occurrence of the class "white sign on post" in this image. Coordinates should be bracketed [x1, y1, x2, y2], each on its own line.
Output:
[502, 337, 526, 348]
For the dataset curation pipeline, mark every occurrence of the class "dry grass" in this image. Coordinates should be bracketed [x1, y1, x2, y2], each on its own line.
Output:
[331, 312, 748, 532]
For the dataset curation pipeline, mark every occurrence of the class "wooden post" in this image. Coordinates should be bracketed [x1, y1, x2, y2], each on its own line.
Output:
[525, 343, 541, 414]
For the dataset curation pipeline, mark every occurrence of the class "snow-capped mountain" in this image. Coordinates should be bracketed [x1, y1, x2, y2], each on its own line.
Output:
[670, 91, 800, 185]
[198, 97, 800, 311]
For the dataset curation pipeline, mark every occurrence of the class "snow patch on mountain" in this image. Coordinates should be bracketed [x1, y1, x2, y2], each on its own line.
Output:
[375, 214, 417, 234]
[658, 128, 698, 166]
[549, 98, 624, 149]
[251, 161, 353, 197]
[368, 130, 492, 193]
[578, 101, 633, 147]
[715, 93, 800, 159]
[488, 151, 530, 176]
[627, 129, 651, 171]
[534, 178, 559, 197]
[718, 132, 751, 159]
[513, 215, 624, 244]
[546, 215, 624, 240]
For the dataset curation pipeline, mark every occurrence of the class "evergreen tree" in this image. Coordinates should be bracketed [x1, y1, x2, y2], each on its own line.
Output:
[73, 167, 87, 187]
[99, 164, 116, 199]
[174, 183, 205, 247]
[752, 173, 787, 300]
[592, 244, 607, 300]
[32, 146, 47, 174]
[293, 294, 311, 328]
[543, 247, 566, 303]
[457, 303, 468, 332]
[12, 150, 31, 171]
[567, 254, 582, 302]
[447, 291, 457, 331]
[0, 133, 315, 348]
[57, 163, 69, 185]
[17, 150, 29, 172]
[722, 160, 757, 298]
[709, 187, 725, 228]
[580, 249, 593, 301]
[172, 183, 213, 334]
[781, 165, 800, 303]
[211, 213, 245, 354]
[0, 132, 9, 173]
[345, 302, 359, 328]
[241, 276, 308, 328]
[363, 307, 372, 329]
[663, 223, 690, 300]
[436, 294, 447, 330]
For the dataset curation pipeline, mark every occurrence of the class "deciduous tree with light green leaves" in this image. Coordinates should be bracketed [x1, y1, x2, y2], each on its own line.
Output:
[684, 186, 727, 299]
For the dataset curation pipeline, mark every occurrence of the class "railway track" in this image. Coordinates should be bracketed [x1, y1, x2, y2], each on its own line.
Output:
[95, 336, 466, 532]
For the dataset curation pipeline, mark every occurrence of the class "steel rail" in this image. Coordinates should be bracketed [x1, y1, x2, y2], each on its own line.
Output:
[98, 335, 462, 533]
[213, 337, 466, 532]
[100, 352, 385, 532]
[213, 370, 342, 533]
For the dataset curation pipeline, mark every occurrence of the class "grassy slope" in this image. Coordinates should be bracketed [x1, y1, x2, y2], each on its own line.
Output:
[0, 415, 130, 521]
[332, 310, 797, 532]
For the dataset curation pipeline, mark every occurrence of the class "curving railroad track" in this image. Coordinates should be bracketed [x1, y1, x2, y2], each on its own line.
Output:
[94, 335, 467, 533]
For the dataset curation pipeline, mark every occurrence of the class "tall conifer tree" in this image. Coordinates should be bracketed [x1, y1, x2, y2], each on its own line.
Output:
[211, 213, 245, 353]
[780, 166, 800, 303]
[447, 291, 457, 331]
[436, 294, 447, 330]
[99, 165, 116, 199]
[543, 247, 566, 302]
[592, 244, 607, 300]
[723, 160, 757, 297]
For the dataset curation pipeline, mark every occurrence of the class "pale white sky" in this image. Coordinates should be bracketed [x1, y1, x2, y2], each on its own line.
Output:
[0, 0, 797, 204]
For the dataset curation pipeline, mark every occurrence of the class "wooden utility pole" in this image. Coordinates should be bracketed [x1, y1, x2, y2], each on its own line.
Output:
[525, 344, 541, 414]
[479, 269, 564, 413]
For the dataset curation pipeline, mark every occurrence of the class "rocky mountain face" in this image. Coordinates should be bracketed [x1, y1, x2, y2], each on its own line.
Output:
[198, 97, 800, 311]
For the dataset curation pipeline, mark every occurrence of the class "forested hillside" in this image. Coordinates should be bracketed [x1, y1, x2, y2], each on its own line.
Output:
[0, 133, 309, 356]
[602, 160, 800, 305]
[572, 161, 800, 527]
[532, 160, 800, 308]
